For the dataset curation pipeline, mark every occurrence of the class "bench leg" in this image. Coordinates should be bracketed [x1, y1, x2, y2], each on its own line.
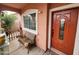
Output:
[25, 47, 29, 54]
[27, 48, 29, 54]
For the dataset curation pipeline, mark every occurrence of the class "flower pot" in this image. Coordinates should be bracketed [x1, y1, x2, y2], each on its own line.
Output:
[0, 36, 5, 46]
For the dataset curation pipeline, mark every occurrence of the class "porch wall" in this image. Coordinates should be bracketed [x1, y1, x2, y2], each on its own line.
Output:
[20, 3, 70, 51]
[21, 4, 48, 51]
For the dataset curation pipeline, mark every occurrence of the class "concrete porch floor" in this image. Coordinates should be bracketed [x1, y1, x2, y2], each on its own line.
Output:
[9, 39, 58, 55]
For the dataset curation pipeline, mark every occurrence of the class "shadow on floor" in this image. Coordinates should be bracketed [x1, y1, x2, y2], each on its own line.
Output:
[9, 39, 58, 55]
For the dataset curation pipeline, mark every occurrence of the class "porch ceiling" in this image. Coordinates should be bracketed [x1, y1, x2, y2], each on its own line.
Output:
[1, 3, 27, 9]
[0, 3, 28, 14]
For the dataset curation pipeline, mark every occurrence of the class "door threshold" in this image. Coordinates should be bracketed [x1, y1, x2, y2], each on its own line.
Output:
[51, 47, 66, 55]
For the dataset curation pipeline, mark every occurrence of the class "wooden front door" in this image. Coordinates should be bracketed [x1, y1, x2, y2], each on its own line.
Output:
[51, 8, 78, 55]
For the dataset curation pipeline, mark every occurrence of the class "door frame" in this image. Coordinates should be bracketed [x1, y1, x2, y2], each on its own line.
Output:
[48, 3, 79, 54]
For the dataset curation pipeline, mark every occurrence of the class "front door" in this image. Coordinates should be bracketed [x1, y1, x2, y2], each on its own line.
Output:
[51, 8, 78, 55]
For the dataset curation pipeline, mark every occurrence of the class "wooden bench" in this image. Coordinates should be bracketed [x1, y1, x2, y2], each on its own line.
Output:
[18, 31, 36, 54]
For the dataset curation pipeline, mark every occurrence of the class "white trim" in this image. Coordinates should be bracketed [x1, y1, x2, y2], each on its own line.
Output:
[22, 9, 38, 35]
[23, 28, 37, 34]
[50, 4, 79, 12]
[73, 10, 79, 55]
[48, 3, 79, 54]
[48, 10, 52, 49]
[51, 48, 66, 55]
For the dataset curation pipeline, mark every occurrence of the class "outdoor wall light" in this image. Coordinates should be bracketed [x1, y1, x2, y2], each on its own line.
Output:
[38, 10, 42, 14]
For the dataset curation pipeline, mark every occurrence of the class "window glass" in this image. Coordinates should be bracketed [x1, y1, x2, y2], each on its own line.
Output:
[59, 19, 65, 40]
[24, 15, 30, 28]
[29, 13, 36, 30]
[23, 13, 36, 30]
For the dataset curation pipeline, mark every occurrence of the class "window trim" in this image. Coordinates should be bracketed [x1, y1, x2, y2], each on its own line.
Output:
[22, 9, 38, 34]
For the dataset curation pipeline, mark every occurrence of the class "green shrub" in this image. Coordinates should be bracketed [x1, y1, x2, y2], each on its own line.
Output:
[0, 13, 17, 30]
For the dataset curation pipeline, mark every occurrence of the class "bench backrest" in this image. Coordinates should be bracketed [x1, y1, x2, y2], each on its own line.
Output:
[24, 31, 36, 44]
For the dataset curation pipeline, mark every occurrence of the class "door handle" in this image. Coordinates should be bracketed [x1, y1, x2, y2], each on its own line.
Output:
[51, 29, 54, 37]
[52, 29, 54, 34]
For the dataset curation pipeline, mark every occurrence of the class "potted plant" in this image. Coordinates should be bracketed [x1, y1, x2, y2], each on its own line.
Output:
[0, 12, 17, 35]
[0, 28, 5, 46]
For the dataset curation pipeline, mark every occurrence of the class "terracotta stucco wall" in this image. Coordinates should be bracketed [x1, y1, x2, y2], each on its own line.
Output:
[21, 3, 48, 51]
[48, 3, 69, 9]
[21, 3, 69, 51]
